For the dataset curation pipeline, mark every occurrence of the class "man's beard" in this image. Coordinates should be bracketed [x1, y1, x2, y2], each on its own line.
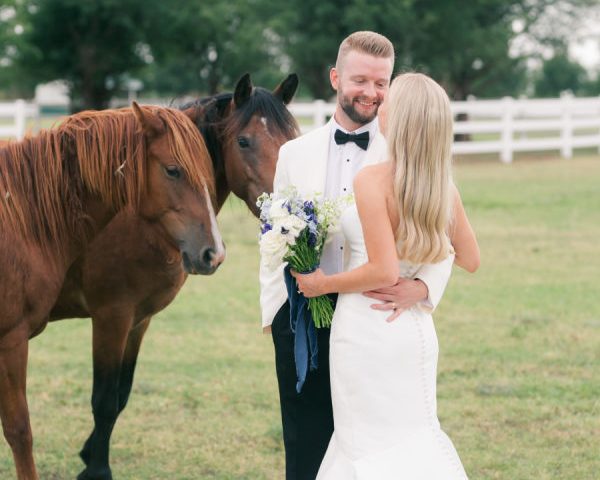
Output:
[339, 92, 379, 125]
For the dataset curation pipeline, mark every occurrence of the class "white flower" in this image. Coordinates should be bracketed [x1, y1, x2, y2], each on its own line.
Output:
[259, 229, 289, 270]
[269, 199, 290, 222]
[276, 214, 307, 240]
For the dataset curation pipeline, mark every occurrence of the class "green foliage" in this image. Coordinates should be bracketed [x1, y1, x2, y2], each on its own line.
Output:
[407, 0, 528, 99]
[0, 0, 36, 98]
[141, 0, 287, 95]
[581, 75, 600, 96]
[534, 51, 589, 97]
[274, 0, 530, 100]
[0, 0, 597, 104]
[270, 0, 353, 99]
[16, 0, 156, 110]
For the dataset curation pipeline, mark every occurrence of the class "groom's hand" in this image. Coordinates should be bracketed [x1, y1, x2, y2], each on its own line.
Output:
[363, 278, 428, 322]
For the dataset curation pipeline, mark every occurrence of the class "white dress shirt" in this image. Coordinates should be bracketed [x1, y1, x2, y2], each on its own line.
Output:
[321, 117, 380, 275]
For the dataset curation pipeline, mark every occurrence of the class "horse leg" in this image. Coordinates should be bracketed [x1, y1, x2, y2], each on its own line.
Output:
[0, 340, 38, 480]
[117, 316, 151, 413]
[77, 310, 133, 480]
[80, 317, 151, 466]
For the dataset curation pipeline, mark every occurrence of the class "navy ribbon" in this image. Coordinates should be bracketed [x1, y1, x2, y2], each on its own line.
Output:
[283, 265, 319, 393]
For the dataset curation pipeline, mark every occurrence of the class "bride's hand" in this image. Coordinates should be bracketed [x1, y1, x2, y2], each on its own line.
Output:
[291, 268, 327, 298]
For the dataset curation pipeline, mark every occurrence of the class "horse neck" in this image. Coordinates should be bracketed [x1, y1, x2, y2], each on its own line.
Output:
[200, 121, 230, 213]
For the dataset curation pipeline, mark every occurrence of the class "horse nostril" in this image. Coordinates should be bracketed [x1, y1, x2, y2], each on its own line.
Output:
[202, 247, 215, 266]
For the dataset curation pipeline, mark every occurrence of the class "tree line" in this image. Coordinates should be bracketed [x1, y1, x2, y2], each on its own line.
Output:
[0, 0, 598, 111]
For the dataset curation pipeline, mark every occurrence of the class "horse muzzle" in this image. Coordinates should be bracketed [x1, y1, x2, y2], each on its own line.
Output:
[181, 246, 225, 275]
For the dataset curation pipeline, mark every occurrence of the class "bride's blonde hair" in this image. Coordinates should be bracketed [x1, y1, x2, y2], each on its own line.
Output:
[386, 73, 453, 264]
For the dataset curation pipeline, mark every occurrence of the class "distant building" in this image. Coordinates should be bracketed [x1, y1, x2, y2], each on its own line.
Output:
[35, 81, 69, 113]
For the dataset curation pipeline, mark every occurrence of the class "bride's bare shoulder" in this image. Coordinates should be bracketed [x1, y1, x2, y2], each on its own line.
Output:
[355, 161, 393, 184]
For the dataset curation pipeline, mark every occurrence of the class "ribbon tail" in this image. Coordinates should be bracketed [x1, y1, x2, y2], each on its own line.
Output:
[294, 300, 309, 393]
[307, 311, 319, 371]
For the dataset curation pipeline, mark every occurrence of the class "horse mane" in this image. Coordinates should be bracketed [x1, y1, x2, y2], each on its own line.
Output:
[0, 106, 212, 255]
[224, 87, 300, 142]
[182, 88, 300, 173]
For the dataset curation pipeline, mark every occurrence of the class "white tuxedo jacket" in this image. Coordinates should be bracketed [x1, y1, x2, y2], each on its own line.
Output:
[259, 120, 453, 330]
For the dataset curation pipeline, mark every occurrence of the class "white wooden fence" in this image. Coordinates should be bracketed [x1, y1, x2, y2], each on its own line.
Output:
[288, 95, 600, 163]
[3, 96, 599, 163]
[0, 100, 39, 140]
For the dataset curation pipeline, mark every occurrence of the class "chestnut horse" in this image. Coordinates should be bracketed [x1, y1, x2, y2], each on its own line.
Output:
[47, 74, 299, 480]
[0, 104, 224, 480]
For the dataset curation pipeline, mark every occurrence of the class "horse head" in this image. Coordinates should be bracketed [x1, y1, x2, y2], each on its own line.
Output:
[184, 74, 300, 217]
[132, 102, 225, 275]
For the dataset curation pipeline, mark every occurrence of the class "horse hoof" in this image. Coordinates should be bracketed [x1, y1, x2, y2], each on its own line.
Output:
[77, 467, 113, 480]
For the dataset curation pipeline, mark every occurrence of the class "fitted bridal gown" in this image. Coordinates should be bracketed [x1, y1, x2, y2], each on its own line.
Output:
[317, 204, 468, 480]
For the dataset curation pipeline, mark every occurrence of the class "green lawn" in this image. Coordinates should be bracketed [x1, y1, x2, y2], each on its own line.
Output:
[0, 154, 599, 479]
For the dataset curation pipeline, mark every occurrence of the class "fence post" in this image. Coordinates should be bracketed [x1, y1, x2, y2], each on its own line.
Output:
[560, 92, 573, 159]
[314, 99, 327, 128]
[15, 99, 26, 141]
[500, 96, 513, 163]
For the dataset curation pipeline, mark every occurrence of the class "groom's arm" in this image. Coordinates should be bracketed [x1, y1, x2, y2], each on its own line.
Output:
[363, 254, 454, 321]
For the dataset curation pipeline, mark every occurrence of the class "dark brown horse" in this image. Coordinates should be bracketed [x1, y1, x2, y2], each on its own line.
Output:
[48, 74, 299, 480]
[0, 104, 224, 480]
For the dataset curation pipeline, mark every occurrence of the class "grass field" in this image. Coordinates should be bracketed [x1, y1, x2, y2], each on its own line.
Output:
[0, 154, 599, 479]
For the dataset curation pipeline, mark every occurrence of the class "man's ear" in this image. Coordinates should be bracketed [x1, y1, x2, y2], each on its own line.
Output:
[330, 67, 339, 92]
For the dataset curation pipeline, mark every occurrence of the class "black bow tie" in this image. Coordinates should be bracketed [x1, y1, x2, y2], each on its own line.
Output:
[334, 129, 370, 150]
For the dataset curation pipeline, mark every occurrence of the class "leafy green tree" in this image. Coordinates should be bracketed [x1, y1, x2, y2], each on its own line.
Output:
[16, 0, 156, 110]
[273, 0, 527, 100]
[581, 75, 600, 96]
[141, 0, 287, 96]
[401, 0, 529, 100]
[0, 0, 36, 98]
[270, 0, 350, 99]
[534, 51, 588, 97]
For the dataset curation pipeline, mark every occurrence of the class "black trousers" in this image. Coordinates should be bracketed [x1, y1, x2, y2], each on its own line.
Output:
[271, 297, 336, 480]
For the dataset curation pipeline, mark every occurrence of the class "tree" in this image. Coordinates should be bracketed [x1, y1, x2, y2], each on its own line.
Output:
[0, 0, 36, 98]
[16, 0, 157, 110]
[404, 0, 530, 100]
[140, 0, 287, 96]
[534, 50, 588, 97]
[270, 0, 350, 99]
[274, 0, 527, 100]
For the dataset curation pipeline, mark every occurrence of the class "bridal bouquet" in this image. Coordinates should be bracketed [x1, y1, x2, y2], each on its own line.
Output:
[257, 186, 348, 328]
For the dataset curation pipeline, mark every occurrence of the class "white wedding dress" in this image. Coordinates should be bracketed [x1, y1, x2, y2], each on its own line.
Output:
[317, 204, 468, 480]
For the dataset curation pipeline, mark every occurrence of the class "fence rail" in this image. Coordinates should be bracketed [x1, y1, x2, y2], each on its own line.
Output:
[288, 95, 600, 163]
[0, 100, 39, 140]
[3, 96, 600, 162]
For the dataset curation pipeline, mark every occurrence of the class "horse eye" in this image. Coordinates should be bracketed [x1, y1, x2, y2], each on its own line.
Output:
[164, 165, 181, 179]
[237, 136, 250, 149]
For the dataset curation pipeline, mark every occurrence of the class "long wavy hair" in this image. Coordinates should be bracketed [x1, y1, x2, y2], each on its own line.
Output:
[0, 106, 213, 255]
[386, 73, 453, 264]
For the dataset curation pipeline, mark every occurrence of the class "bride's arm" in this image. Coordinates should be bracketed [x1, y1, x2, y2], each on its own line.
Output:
[293, 168, 399, 297]
[449, 182, 480, 273]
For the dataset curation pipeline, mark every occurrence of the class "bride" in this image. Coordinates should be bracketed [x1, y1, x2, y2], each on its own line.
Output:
[293, 73, 474, 479]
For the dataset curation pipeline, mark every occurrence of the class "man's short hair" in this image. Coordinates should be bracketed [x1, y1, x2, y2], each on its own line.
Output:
[335, 31, 395, 70]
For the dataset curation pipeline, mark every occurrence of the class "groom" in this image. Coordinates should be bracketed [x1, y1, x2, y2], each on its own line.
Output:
[260, 31, 453, 479]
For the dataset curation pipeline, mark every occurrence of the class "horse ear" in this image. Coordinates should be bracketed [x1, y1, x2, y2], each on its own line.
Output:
[273, 73, 299, 105]
[233, 73, 253, 108]
[182, 106, 200, 125]
[132, 101, 165, 138]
